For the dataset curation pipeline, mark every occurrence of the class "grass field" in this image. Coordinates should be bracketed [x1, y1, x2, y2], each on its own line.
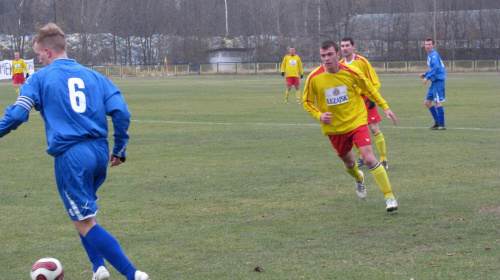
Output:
[0, 73, 499, 280]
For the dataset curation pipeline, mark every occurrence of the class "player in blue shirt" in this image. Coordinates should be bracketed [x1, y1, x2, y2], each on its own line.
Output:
[419, 38, 447, 130]
[0, 23, 149, 280]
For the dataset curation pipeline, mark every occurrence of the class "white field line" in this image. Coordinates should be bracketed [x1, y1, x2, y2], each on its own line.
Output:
[130, 119, 500, 132]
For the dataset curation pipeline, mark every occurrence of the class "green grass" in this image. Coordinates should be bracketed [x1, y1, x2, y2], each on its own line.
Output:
[0, 73, 499, 279]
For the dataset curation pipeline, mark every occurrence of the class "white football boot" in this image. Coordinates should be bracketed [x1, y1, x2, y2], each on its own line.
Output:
[354, 171, 366, 199]
[386, 198, 398, 212]
[92, 266, 110, 280]
[135, 270, 150, 280]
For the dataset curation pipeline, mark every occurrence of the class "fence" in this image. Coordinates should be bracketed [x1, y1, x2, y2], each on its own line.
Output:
[371, 59, 499, 73]
[33, 64, 191, 77]
[33, 59, 499, 77]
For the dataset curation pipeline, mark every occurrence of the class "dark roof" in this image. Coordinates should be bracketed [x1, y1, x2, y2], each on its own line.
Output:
[207, 48, 254, 53]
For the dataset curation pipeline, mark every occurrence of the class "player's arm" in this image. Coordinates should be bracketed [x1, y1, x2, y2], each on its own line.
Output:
[106, 95, 130, 158]
[22, 60, 30, 78]
[364, 62, 379, 108]
[365, 60, 381, 91]
[22, 60, 29, 73]
[355, 74, 397, 125]
[298, 57, 303, 76]
[104, 87, 131, 164]
[0, 97, 33, 138]
[354, 72, 388, 111]
[302, 77, 322, 121]
[302, 77, 331, 124]
[280, 56, 287, 75]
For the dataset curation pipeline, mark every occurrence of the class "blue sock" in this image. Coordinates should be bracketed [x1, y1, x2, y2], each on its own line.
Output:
[79, 233, 106, 272]
[84, 225, 136, 280]
[429, 106, 439, 123]
[437, 106, 445, 127]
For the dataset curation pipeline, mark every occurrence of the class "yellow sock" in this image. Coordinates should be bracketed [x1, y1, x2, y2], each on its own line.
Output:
[285, 89, 290, 100]
[345, 163, 363, 182]
[296, 90, 301, 100]
[370, 163, 395, 199]
[15, 87, 19, 95]
[373, 131, 386, 162]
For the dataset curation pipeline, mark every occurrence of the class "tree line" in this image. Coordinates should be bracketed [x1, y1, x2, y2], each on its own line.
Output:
[1, 0, 498, 65]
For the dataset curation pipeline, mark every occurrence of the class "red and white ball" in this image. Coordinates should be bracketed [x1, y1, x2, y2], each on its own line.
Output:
[30, 257, 65, 280]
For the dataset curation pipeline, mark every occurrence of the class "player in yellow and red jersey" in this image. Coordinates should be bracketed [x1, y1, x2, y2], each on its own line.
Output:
[281, 47, 303, 104]
[303, 40, 398, 212]
[340, 37, 388, 170]
[12, 52, 29, 95]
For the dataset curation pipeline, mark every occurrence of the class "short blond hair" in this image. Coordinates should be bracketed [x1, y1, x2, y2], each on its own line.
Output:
[33, 22, 66, 53]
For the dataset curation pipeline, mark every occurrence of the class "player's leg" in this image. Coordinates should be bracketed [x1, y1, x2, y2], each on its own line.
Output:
[433, 80, 446, 129]
[340, 149, 362, 179]
[294, 83, 301, 104]
[77, 220, 137, 280]
[354, 127, 397, 211]
[79, 230, 107, 272]
[425, 86, 439, 129]
[329, 133, 362, 180]
[55, 140, 148, 280]
[366, 105, 387, 168]
[357, 144, 392, 198]
[13, 74, 20, 95]
[368, 122, 387, 168]
[14, 74, 25, 95]
[358, 145, 398, 211]
[329, 134, 365, 198]
[352, 145, 364, 167]
[435, 104, 445, 129]
[285, 80, 292, 104]
[341, 149, 366, 199]
[55, 148, 107, 276]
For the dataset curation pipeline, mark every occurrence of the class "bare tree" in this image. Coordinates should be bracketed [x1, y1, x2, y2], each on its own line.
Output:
[0, 0, 498, 65]
[0, 0, 35, 58]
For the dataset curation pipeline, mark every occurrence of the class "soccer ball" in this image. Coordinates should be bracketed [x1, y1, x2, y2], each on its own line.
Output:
[30, 257, 65, 280]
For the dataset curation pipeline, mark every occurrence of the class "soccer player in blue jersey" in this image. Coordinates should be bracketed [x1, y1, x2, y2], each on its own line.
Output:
[419, 38, 447, 130]
[0, 23, 149, 280]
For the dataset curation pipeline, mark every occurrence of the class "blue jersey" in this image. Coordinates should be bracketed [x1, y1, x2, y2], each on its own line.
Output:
[0, 59, 130, 157]
[425, 50, 447, 82]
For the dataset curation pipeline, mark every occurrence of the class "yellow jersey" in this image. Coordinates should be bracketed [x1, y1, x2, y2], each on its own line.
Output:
[303, 64, 389, 135]
[280, 54, 303, 78]
[12, 59, 28, 75]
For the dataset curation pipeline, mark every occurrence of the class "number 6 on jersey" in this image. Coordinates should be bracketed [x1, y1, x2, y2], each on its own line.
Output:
[68, 78, 86, 113]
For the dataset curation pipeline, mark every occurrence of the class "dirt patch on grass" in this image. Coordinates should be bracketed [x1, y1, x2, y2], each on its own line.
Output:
[479, 206, 500, 214]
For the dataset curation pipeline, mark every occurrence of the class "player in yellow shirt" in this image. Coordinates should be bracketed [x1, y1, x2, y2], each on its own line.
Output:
[303, 40, 398, 212]
[281, 47, 303, 104]
[12, 52, 29, 95]
[340, 38, 388, 169]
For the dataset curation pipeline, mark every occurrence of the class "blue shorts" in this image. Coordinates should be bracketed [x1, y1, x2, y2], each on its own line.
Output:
[426, 79, 446, 103]
[54, 138, 109, 221]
